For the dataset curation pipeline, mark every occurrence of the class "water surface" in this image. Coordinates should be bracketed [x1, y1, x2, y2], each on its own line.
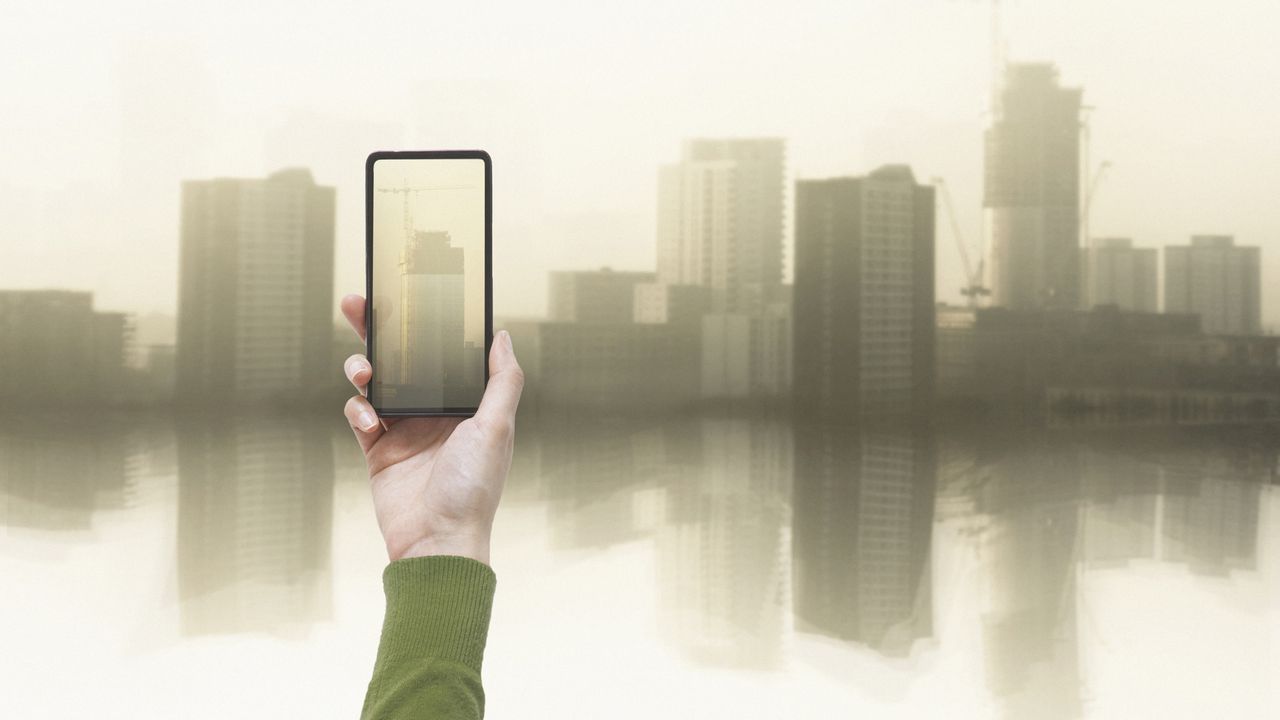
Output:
[1, 412, 1276, 718]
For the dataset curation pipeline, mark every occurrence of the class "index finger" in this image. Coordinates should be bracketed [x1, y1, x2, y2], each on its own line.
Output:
[340, 294, 367, 342]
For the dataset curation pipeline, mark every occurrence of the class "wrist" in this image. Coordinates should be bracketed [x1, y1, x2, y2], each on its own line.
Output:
[393, 532, 491, 566]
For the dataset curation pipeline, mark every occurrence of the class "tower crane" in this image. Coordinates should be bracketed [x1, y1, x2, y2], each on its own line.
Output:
[376, 179, 477, 244]
[933, 177, 990, 307]
[1079, 161, 1111, 250]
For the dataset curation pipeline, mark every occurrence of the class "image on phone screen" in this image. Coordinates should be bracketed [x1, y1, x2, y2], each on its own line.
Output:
[366, 151, 491, 415]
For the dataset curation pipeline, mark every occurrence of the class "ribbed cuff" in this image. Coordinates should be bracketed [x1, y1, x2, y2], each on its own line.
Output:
[378, 555, 497, 674]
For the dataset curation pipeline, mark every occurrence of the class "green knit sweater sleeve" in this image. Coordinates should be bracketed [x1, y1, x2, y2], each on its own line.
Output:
[360, 556, 497, 720]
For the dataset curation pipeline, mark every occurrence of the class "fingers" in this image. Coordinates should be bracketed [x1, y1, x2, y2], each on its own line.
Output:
[344, 394, 385, 453]
[340, 294, 367, 342]
[476, 330, 525, 427]
[344, 353, 372, 394]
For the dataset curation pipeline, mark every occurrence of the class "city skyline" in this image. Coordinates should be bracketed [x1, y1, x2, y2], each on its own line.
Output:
[3, 2, 1277, 329]
[4, 5, 1278, 718]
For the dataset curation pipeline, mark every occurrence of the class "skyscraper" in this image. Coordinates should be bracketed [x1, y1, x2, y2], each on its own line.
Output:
[1080, 238, 1158, 312]
[176, 168, 335, 404]
[985, 63, 1083, 310]
[656, 138, 789, 400]
[1164, 235, 1261, 334]
[656, 138, 785, 314]
[398, 230, 465, 405]
[793, 165, 935, 422]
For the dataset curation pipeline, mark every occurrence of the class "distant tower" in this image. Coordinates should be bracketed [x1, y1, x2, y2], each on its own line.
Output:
[985, 63, 1082, 310]
[793, 165, 936, 422]
[656, 138, 785, 314]
[399, 230, 465, 405]
[176, 168, 335, 404]
[1080, 238, 1158, 312]
[1164, 235, 1261, 334]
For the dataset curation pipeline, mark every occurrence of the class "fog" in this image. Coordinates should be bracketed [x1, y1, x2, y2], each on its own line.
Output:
[2, 0, 1277, 326]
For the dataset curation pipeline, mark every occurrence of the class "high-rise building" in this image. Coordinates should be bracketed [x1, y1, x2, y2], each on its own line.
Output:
[398, 230, 464, 405]
[548, 268, 656, 324]
[0, 290, 130, 404]
[985, 63, 1082, 310]
[656, 138, 785, 314]
[793, 165, 936, 421]
[176, 168, 335, 404]
[1080, 238, 1158, 312]
[1164, 235, 1261, 334]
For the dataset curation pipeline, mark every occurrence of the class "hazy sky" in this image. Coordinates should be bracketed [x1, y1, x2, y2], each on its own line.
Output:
[2, 1, 1277, 327]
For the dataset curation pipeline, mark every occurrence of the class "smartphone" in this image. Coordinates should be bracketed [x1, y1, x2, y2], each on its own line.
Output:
[365, 150, 492, 416]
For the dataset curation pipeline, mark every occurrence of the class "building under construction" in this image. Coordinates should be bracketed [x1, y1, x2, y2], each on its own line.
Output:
[985, 63, 1082, 310]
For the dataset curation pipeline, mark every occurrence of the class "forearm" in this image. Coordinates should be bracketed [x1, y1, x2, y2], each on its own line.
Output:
[361, 556, 497, 720]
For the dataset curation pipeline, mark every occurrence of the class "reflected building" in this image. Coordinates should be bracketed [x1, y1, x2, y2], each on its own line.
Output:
[0, 416, 132, 531]
[791, 427, 936, 656]
[536, 416, 649, 549]
[971, 441, 1084, 720]
[398, 230, 466, 406]
[985, 63, 1082, 310]
[966, 432, 1270, 718]
[1081, 439, 1265, 574]
[657, 417, 790, 668]
[176, 168, 335, 405]
[176, 415, 334, 637]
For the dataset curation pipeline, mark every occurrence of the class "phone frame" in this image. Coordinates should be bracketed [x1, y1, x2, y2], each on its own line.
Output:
[365, 149, 493, 417]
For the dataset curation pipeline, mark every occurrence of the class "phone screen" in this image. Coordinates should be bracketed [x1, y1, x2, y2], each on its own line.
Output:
[367, 152, 490, 414]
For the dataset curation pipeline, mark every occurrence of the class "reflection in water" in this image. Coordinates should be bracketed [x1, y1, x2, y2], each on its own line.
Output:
[656, 417, 790, 668]
[1, 413, 1275, 717]
[175, 414, 335, 638]
[970, 440, 1084, 719]
[0, 415, 133, 532]
[792, 425, 936, 656]
[954, 432, 1272, 719]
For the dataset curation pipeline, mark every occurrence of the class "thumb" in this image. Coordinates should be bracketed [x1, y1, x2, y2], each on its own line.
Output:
[476, 330, 524, 424]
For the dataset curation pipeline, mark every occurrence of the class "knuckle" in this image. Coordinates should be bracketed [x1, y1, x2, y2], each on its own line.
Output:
[477, 414, 514, 443]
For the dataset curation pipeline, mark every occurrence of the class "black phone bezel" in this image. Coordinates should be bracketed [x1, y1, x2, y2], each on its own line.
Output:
[365, 149, 492, 417]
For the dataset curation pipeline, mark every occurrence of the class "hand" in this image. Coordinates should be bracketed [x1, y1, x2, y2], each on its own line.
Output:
[338, 294, 524, 566]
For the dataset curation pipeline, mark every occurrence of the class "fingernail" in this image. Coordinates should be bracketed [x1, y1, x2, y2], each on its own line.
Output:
[358, 412, 378, 431]
[502, 330, 513, 351]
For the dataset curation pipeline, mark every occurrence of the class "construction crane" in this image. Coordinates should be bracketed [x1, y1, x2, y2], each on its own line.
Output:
[376, 180, 476, 244]
[1079, 161, 1111, 250]
[933, 177, 990, 307]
